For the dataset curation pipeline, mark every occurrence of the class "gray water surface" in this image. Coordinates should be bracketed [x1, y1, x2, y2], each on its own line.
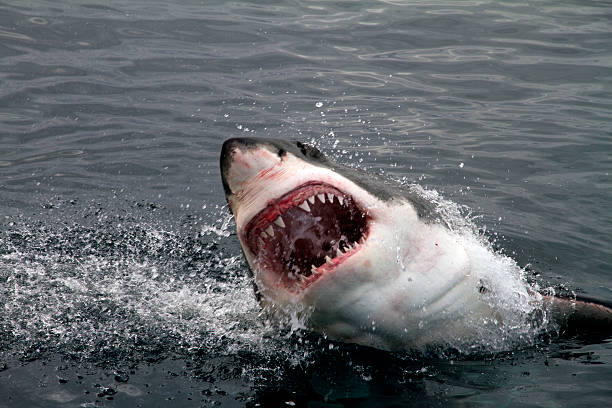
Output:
[1, 0, 611, 406]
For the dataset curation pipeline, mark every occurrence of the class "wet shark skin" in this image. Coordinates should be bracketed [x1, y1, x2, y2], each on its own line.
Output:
[220, 137, 612, 351]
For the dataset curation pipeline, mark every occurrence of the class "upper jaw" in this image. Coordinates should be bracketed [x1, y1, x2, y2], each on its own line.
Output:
[232, 156, 379, 241]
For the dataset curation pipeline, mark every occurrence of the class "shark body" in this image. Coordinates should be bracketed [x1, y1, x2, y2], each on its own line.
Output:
[220, 137, 612, 351]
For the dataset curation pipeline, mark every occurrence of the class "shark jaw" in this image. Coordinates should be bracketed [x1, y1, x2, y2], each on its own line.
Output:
[244, 181, 369, 293]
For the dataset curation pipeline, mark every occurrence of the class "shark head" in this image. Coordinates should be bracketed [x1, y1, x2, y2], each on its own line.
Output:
[221, 138, 381, 296]
[220, 137, 539, 350]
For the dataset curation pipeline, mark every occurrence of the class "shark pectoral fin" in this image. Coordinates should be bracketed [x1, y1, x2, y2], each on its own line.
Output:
[546, 295, 612, 338]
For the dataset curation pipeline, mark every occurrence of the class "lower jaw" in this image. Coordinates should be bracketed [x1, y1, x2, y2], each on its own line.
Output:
[255, 241, 365, 294]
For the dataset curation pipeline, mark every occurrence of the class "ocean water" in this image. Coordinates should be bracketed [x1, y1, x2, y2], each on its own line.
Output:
[1, 0, 611, 406]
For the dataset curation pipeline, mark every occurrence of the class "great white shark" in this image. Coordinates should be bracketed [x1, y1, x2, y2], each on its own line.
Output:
[220, 137, 612, 352]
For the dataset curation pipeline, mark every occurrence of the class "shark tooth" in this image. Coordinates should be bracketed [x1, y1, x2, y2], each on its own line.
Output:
[298, 201, 311, 212]
[325, 255, 333, 264]
[273, 216, 285, 228]
[308, 196, 315, 204]
[317, 193, 325, 203]
[265, 225, 275, 237]
[261, 231, 268, 238]
[338, 196, 344, 205]
[327, 193, 334, 203]
[336, 248, 343, 257]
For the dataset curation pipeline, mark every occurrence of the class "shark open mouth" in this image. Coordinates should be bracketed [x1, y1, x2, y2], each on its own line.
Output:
[244, 182, 369, 291]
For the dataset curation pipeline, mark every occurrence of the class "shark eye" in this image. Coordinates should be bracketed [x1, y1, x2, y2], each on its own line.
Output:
[296, 141, 323, 160]
[277, 148, 286, 158]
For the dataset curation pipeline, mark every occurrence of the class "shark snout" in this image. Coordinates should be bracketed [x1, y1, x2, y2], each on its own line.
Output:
[220, 137, 282, 197]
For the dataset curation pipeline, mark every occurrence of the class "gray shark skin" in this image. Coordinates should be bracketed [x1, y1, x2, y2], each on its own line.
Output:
[220, 137, 612, 352]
